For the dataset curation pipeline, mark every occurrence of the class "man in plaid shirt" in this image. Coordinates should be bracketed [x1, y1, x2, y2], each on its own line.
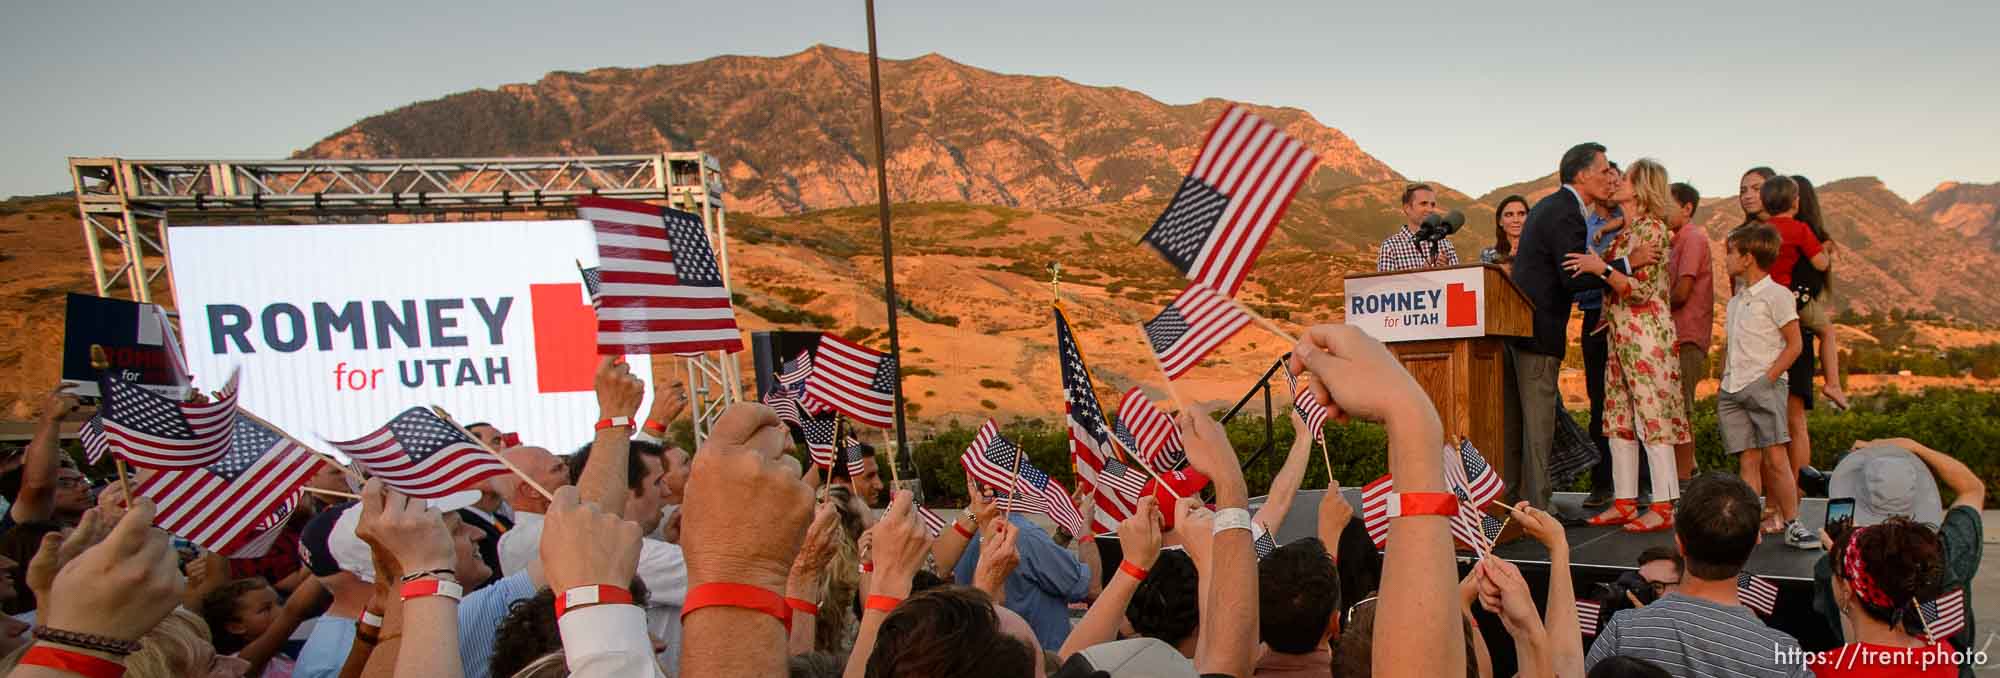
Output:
[1377, 183, 1461, 271]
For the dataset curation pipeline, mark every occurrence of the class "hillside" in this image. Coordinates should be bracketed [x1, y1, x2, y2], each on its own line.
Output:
[1914, 180, 2000, 251]
[300, 45, 1402, 216]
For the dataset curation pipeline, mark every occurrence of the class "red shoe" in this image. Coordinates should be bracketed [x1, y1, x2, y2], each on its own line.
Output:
[1624, 502, 1675, 533]
[1588, 499, 1638, 527]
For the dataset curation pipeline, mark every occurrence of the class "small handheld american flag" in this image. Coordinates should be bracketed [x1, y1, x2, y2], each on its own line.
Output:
[1920, 588, 1966, 642]
[136, 412, 320, 556]
[801, 334, 898, 429]
[1144, 283, 1251, 380]
[98, 369, 240, 470]
[577, 196, 743, 356]
[1736, 572, 1779, 617]
[1575, 599, 1602, 637]
[1115, 387, 1184, 473]
[1281, 366, 1330, 443]
[801, 412, 840, 469]
[1359, 474, 1393, 549]
[1444, 440, 1505, 509]
[959, 419, 1083, 535]
[324, 407, 515, 499]
[1140, 105, 1321, 297]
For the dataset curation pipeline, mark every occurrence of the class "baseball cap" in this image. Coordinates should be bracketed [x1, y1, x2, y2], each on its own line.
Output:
[1051, 638, 1198, 677]
[1828, 445, 1944, 527]
[324, 491, 482, 582]
[300, 500, 358, 578]
[1144, 469, 1209, 530]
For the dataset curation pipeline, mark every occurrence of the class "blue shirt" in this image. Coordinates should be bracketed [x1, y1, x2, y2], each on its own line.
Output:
[293, 616, 356, 678]
[292, 572, 535, 678]
[1576, 207, 1623, 311]
[953, 514, 1089, 650]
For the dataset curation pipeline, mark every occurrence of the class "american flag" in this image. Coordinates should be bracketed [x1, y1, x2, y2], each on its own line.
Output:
[1056, 307, 1130, 530]
[324, 407, 514, 499]
[1144, 283, 1252, 380]
[778, 351, 814, 391]
[841, 437, 867, 477]
[136, 413, 319, 556]
[233, 493, 303, 559]
[762, 388, 804, 429]
[1088, 456, 1147, 533]
[1115, 387, 1184, 473]
[1920, 588, 1966, 642]
[1360, 474, 1393, 549]
[1282, 365, 1330, 444]
[1254, 529, 1278, 560]
[916, 506, 949, 539]
[1737, 572, 1779, 617]
[577, 196, 743, 356]
[1444, 440, 1505, 508]
[801, 334, 898, 429]
[1476, 513, 1507, 552]
[1576, 599, 1602, 637]
[1447, 497, 1491, 552]
[1139, 105, 1321, 297]
[801, 413, 840, 469]
[577, 263, 603, 308]
[80, 415, 110, 465]
[959, 419, 1083, 535]
[98, 370, 241, 469]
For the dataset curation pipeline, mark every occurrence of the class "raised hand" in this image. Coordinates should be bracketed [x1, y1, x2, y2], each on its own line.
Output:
[1473, 558, 1541, 633]
[40, 499, 183, 642]
[26, 508, 108, 606]
[356, 478, 455, 575]
[1177, 407, 1247, 507]
[682, 403, 813, 593]
[973, 520, 1020, 598]
[595, 356, 647, 423]
[869, 490, 935, 590]
[1317, 481, 1354, 546]
[540, 485, 644, 592]
[37, 385, 82, 424]
[1287, 324, 1431, 427]
[789, 501, 841, 595]
[648, 378, 688, 426]
[1117, 496, 1164, 570]
[1509, 501, 1565, 552]
[1173, 496, 1216, 572]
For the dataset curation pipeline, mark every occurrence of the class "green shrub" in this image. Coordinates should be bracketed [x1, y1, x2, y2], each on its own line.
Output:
[979, 379, 1013, 391]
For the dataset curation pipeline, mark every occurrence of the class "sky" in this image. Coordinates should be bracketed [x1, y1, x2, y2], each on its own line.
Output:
[3, 0, 1995, 203]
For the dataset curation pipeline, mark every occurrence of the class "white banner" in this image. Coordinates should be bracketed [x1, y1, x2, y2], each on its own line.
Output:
[1343, 266, 1487, 342]
[168, 220, 669, 457]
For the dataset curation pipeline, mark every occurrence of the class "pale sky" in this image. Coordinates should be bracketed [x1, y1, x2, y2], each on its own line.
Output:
[3, 0, 1994, 203]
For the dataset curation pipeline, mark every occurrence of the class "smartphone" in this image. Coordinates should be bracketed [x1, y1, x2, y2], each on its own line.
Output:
[1825, 497, 1855, 527]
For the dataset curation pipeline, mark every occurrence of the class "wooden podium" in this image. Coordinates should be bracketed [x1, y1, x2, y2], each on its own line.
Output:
[1341, 264, 1534, 478]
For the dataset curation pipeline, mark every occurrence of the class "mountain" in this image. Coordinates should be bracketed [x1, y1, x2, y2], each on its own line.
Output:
[300, 45, 1402, 216]
[1914, 181, 2000, 251]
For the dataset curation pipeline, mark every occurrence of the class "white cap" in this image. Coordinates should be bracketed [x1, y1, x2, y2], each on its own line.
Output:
[328, 507, 376, 583]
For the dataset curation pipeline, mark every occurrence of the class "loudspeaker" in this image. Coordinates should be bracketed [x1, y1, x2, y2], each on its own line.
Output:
[751, 331, 824, 397]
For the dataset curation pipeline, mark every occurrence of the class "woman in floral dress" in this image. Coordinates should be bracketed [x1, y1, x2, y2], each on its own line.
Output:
[1583, 158, 1690, 532]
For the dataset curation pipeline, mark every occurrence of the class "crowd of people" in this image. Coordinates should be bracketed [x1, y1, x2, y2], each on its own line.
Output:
[0, 143, 1983, 678]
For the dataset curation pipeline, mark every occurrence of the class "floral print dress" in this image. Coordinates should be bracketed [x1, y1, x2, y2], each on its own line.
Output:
[1603, 216, 1691, 446]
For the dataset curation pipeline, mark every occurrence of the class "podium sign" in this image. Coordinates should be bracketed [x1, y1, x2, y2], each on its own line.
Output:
[1344, 265, 1487, 342]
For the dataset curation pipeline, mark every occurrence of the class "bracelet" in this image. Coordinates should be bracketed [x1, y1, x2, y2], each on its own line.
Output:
[1118, 560, 1150, 581]
[360, 611, 383, 628]
[1386, 492, 1458, 518]
[399, 568, 457, 583]
[952, 521, 975, 539]
[556, 585, 636, 617]
[30, 626, 142, 656]
[785, 597, 821, 617]
[21, 645, 125, 678]
[860, 562, 874, 574]
[643, 419, 669, 434]
[595, 416, 633, 432]
[399, 578, 465, 602]
[864, 595, 903, 613]
[682, 582, 791, 633]
[1212, 508, 1253, 535]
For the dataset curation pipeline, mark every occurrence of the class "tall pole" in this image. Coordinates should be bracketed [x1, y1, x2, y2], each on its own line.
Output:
[864, 0, 911, 473]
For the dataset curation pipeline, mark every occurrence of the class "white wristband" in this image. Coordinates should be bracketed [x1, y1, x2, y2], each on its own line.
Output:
[1212, 508, 1253, 535]
[360, 611, 383, 627]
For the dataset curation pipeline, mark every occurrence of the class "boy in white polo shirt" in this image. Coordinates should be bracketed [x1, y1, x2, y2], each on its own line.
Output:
[1719, 223, 1814, 549]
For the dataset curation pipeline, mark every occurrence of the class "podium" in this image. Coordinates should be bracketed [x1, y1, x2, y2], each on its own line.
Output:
[1341, 264, 1534, 479]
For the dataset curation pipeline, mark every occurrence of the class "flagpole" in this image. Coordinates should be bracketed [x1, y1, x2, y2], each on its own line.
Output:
[863, 0, 912, 467]
[430, 405, 553, 501]
[114, 457, 134, 509]
[1278, 367, 1336, 487]
[303, 486, 361, 501]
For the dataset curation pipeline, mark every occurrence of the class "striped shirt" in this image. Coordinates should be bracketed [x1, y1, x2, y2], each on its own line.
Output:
[1585, 592, 1812, 678]
[460, 572, 537, 678]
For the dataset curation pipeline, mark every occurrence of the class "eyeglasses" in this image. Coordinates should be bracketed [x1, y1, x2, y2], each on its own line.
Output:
[1641, 579, 1680, 595]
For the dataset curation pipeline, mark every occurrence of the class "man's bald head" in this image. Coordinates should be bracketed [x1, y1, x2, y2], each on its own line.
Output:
[492, 446, 570, 512]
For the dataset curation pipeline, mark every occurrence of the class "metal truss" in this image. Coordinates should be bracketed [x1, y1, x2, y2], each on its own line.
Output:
[67, 152, 744, 444]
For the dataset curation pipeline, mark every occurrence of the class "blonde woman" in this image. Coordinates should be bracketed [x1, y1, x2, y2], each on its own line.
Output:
[1567, 158, 1690, 532]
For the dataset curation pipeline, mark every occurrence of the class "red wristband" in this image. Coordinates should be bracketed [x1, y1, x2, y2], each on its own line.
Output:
[1388, 491, 1459, 518]
[682, 582, 791, 633]
[595, 416, 633, 432]
[860, 562, 873, 574]
[1118, 560, 1150, 581]
[555, 585, 635, 617]
[864, 595, 903, 612]
[643, 419, 668, 434]
[953, 521, 975, 539]
[785, 597, 820, 617]
[21, 646, 125, 678]
[399, 578, 464, 602]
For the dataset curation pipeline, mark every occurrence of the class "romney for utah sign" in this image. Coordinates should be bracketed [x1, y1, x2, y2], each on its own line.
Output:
[167, 220, 665, 456]
[1343, 265, 1485, 343]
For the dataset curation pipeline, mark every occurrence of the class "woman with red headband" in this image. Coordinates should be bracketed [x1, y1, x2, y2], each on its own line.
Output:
[1816, 518, 1958, 677]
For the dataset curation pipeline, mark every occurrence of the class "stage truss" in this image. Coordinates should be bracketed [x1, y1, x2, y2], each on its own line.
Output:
[67, 153, 745, 445]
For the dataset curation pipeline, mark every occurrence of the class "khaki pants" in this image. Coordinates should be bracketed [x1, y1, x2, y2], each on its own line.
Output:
[1677, 344, 1707, 413]
[1509, 351, 1562, 510]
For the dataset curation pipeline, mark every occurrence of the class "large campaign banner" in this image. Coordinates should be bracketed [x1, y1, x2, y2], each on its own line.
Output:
[168, 220, 659, 457]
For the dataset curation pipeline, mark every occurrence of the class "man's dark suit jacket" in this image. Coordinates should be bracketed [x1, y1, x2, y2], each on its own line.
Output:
[1510, 186, 1619, 358]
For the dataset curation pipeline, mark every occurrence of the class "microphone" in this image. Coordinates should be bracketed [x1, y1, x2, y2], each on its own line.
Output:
[1416, 210, 1465, 242]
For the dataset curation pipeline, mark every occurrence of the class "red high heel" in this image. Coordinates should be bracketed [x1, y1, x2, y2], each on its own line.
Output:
[1588, 499, 1638, 527]
[1624, 502, 1675, 533]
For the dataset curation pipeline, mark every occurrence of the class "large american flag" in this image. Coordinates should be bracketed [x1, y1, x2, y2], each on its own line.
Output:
[801, 412, 840, 469]
[324, 407, 513, 499]
[98, 370, 241, 469]
[1144, 283, 1252, 380]
[1282, 365, 1330, 444]
[1360, 474, 1393, 549]
[1115, 387, 1184, 473]
[577, 196, 742, 355]
[136, 413, 319, 556]
[959, 419, 1083, 535]
[801, 334, 898, 429]
[1920, 588, 1967, 642]
[1055, 307, 1133, 531]
[1139, 105, 1321, 297]
[1737, 572, 1780, 617]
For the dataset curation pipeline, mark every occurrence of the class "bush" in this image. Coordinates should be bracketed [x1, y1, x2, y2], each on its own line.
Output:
[978, 379, 1013, 391]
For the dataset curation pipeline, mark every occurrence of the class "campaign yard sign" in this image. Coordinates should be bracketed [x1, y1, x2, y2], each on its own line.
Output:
[166, 220, 670, 456]
[1343, 266, 1486, 343]
[61, 293, 191, 399]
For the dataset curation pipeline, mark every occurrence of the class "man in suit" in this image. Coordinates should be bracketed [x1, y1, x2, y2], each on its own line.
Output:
[1507, 142, 1656, 510]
